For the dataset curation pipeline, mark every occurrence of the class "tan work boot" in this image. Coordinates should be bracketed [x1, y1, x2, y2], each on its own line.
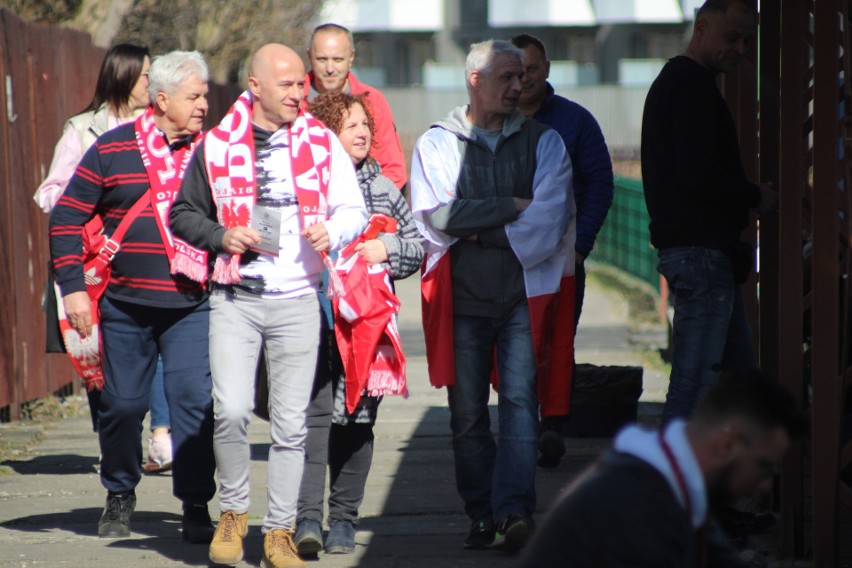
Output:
[208, 510, 249, 566]
[261, 528, 305, 568]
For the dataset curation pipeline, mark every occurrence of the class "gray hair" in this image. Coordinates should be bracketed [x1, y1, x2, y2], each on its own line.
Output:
[148, 51, 209, 102]
[465, 39, 522, 85]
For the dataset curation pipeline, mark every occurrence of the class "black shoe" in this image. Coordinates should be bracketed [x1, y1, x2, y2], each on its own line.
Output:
[493, 515, 532, 553]
[715, 507, 776, 539]
[98, 491, 136, 538]
[464, 517, 495, 549]
[537, 429, 566, 469]
[182, 503, 215, 543]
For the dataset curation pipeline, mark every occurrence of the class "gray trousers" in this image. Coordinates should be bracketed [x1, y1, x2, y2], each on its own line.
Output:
[209, 291, 320, 531]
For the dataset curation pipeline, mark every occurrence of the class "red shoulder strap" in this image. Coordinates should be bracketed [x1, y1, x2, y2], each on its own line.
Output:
[110, 194, 148, 244]
[97, 194, 149, 262]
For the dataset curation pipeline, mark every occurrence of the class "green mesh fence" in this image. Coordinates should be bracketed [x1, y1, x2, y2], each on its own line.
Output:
[593, 176, 660, 291]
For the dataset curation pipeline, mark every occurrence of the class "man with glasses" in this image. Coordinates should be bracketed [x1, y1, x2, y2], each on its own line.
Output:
[514, 368, 803, 567]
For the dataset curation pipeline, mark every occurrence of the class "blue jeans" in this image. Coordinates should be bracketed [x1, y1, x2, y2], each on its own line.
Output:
[658, 247, 756, 422]
[98, 296, 215, 505]
[148, 357, 170, 430]
[448, 302, 538, 524]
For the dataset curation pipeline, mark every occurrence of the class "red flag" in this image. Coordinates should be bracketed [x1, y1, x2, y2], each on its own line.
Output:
[333, 214, 408, 413]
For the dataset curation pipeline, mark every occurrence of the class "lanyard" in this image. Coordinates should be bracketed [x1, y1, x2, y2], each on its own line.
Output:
[658, 427, 705, 568]
[658, 428, 692, 520]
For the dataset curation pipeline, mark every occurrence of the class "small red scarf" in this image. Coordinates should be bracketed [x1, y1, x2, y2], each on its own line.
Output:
[197, 89, 331, 284]
[134, 107, 207, 281]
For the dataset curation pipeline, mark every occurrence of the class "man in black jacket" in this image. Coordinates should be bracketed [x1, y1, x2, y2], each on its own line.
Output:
[641, 0, 775, 423]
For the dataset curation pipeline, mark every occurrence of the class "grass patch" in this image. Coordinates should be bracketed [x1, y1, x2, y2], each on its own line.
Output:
[586, 261, 672, 375]
[586, 261, 661, 325]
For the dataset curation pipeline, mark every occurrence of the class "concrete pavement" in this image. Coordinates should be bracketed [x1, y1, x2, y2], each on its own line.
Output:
[0, 267, 668, 567]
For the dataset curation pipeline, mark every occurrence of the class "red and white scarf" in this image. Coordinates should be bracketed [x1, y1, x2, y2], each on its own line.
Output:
[134, 107, 207, 281]
[194, 89, 331, 284]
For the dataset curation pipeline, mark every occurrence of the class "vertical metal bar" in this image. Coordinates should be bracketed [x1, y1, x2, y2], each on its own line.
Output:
[811, 0, 842, 564]
[777, 0, 807, 556]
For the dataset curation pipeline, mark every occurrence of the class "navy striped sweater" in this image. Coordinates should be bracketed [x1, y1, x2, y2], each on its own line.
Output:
[49, 122, 206, 308]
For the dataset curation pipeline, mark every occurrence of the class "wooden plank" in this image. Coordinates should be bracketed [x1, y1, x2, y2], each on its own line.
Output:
[777, 0, 807, 556]
[0, 10, 15, 414]
[4, 10, 42, 405]
[25, 22, 62, 395]
[757, 0, 781, 379]
[722, 14, 761, 354]
[810, 0, 842, 565]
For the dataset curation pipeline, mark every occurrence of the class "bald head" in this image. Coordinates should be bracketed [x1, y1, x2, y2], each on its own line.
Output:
[248, 43, 306, 131]
[249, 43, 305, 81]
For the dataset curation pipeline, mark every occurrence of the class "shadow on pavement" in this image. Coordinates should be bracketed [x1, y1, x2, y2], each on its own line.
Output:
[1, 453, 99, 474]
[1, 508, 213, 565]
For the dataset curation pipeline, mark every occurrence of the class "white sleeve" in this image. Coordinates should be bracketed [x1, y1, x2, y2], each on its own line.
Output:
[505, 129, 574, 269]
[410, 128, 461, 253]
[323, 133, 368, 251]
[33, 122, 84, 213]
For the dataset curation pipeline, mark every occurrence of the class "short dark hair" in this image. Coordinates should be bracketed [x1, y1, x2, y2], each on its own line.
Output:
[310, 23, 354, 51]
[84, 43, 149, 115]
[695, 0, 754, 19]
[510, 33, 547, 59]
[692, 368, 805, 439]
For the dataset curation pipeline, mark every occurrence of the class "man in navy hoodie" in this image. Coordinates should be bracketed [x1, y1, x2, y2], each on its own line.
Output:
[510, 34, 614, 467]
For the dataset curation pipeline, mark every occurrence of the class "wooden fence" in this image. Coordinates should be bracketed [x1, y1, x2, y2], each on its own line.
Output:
[0, 9, 239, 420]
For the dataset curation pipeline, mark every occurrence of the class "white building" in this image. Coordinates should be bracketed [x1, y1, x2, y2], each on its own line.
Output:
[317, 0, 703, 88]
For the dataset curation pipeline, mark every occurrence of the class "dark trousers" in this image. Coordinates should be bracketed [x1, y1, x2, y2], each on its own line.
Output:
[98, 296, 216, 505]
[298, 330, 375, 525]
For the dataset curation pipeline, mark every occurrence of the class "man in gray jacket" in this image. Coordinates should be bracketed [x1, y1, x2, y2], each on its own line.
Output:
[410, 39, 574, 553]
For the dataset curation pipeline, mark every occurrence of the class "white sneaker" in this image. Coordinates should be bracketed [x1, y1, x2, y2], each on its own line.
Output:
[143, 435, 173, 473]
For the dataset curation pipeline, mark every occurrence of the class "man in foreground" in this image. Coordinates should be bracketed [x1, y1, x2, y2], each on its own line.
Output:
[515, 368, 803, 567]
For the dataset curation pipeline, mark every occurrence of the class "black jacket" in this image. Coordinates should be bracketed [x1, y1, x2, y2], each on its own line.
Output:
[641, 56, 760, 251]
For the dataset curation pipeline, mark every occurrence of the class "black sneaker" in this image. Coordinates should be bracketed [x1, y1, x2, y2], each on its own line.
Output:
[537, 429, 566, 469]
[98, 491, 136, 538]
[182, 503, 215, 543]
[464, 517, 495, 549]
[493, 515, 532, 553]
